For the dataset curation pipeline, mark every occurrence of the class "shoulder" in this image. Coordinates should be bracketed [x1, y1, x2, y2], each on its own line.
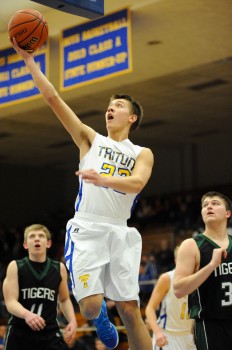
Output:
[6, 260, 18, 276]
[141, 147, 154, 159]
[157, 272, 171, 290]
[176, 239, 200, 273]
[177, 239, 200, 263]
[94, 133, 107, 143]
[192, 233, 204, 242]
[167, 269, 175, 279]
[7, 260, 17, 268]
[179, 238, 198, 250]
[16, 257, 27, 268]
[139, 147, 153, 156]
[59, 262, 68, 278]
[48, 258, 62, 273]
[137, 147, 154, 165]
[50, 258, 60, 265]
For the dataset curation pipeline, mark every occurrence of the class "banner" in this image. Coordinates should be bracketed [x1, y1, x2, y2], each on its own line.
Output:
[0, 43, 49, 108]
[60, 8, 132, 90]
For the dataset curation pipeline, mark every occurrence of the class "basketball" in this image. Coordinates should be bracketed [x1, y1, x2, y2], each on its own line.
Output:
[8, 9, 48, 52]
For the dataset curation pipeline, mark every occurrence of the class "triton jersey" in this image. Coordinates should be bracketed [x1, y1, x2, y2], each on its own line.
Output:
[189, 234, 232, 320]
[157, 270, 193, 333]
[8, 257, 61, 331]
[75, 133, 143, 220]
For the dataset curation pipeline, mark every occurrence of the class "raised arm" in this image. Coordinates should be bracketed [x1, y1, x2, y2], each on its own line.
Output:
[145, 273, 170, 348]
[3, 261, 46, 331]
[173, 238, 225, 298]
[58, 263, 77, 343]
[11, 38, 96, 156]
[77, 147, 154, 193]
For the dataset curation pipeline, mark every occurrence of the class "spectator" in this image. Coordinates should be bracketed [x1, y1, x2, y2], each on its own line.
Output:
[139, 260, 153, 306]
[146, 253, 159, 280]
[156, 239, 174, 274]
[0, 326, 6, 350]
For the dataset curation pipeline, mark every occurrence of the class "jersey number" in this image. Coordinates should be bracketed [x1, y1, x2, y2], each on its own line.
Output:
[100, 163, 131, 194]
[31, 303, 43, 316]
[222, 282, 232, 306]
[180, 302, 190, 319]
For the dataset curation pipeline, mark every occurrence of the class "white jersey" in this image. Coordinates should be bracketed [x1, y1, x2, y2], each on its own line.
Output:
[152, 270, 196, 350]
[157, 270, 193, 334]
[74, 133, 143, 220]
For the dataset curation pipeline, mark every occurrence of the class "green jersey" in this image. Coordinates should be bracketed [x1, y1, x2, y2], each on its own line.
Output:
[189, 234, 232, 320]
[8, 257, 62, 331]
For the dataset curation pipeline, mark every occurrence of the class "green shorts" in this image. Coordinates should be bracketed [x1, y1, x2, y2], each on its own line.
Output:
[194, 319, 232, 350]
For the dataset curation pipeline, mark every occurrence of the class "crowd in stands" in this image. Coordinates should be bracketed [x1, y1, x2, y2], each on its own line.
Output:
[138, 238, 176, 306]
[130, 192, 202, 234]
[0, 185, 232, 347]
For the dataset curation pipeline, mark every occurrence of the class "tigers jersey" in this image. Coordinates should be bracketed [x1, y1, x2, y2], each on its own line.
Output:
[188, 234, 232, 320]
[75, 133, 143, 220]
[8, 257, 61, 331]
[157, 270, 193, 334]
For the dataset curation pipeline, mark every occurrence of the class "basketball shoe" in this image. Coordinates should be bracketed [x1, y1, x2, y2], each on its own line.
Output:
[93, 300, 119, 349]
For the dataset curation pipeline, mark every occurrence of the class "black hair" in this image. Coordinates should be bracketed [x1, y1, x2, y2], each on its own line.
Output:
[110, 94, 143, 132]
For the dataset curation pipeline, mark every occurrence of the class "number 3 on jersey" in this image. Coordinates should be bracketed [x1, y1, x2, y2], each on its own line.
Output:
[222, 282, 232, 306]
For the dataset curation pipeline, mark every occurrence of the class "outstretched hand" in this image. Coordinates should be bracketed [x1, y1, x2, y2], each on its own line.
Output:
[10, 37, 34, 59]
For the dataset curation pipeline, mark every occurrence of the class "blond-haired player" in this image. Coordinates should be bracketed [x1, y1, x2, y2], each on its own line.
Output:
[3, 224, 77, 350]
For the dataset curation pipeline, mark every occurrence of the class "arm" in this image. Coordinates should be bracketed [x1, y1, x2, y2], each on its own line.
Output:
[145, 273, 170, 347]
[77, 147, 154, 193]
[58, 263, 77, 344]
[3, 261, 46, 331]
[174, 238, 226, 298]
[11, 38, 96, 156]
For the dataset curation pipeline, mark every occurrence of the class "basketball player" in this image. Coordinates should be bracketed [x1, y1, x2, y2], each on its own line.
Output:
[145, 247, 196, 350]
[11, 39, 154, 350]
[174, 191, 232, 350]
[3, 224, 77, 350]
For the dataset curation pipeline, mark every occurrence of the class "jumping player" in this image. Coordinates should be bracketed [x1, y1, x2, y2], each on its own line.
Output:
[11, 38, 154, 350]
[3, 224, 77, 350]
[174, 191, 232, 350]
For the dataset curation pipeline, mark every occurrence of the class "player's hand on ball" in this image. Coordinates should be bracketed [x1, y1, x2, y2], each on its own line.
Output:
[11, 37, 34, 58]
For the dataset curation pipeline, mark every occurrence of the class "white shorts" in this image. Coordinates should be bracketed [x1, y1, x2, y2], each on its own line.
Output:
[64, 212, 142, 302]
[152, 331, 196, 350]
